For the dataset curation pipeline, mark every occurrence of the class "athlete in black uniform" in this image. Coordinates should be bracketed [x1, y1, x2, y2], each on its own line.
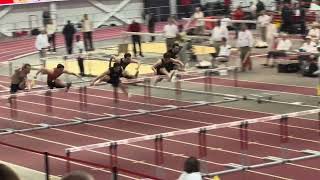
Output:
[91, 60, 128, 96]
[152, 52, 184, 84]
[116, 53, 140, 79]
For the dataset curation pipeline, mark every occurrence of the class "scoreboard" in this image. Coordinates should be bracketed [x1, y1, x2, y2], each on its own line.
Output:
[0, 0, 65, 5]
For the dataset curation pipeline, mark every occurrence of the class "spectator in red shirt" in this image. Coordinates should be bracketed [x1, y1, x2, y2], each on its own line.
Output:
[128, 20, 144, 57]
[181, 0, 192, 17]
[224, 0, 232, 13]
[233, 7, 245, 39]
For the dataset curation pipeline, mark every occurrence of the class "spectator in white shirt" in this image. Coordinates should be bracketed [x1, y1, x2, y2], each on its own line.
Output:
[213, 37, 232, 67]
[249, 2, 257, 19]
[300, 36, 317, 53]
[163, 17, 179, 51]
[221, 16, 232, 29]
[75, 35, 86, 76]
[192, 7, 205, 35]
[178, 157, 201, 180]
[237, 24, 254, 72]
[307, 22, 320, 41]
[257, 10, 271, 42]
[298, 36, 318, 64]
[46, 19, 56, 53]
[35, 29, 49, 58]
[263, 33, 292, 67]
[210, 21, 229, 58]
[81, 14, 94, 51]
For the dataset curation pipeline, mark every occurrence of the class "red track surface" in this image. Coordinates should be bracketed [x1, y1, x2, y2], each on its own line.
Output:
[184, 76, 317, 96]
[0, 75, 319, 179]
[0, 23, 167, 62]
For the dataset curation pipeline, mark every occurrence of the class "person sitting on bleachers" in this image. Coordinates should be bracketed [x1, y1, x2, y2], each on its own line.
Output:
[300, 36, 317, 53]
[213, 37, 232, 67]
[298, 36, 318, 66]
[307, 22, 320, 41]
[263, 33, 292, 67]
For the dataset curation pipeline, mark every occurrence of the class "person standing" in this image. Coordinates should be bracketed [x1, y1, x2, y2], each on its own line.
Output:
[256, 0, 265, 15]
[128, 20, 143, 57]
[233, 7, 245, 39]
[63, 21, 76, 54]
[81, 14, 94, 51]
[75, 35, 86, 76]
[42, 10, 51, 28]
[237, 24, 254, 72]
[281, 3, 293, 33]
[46, 19, 57, 53]
[146, 13, 156, 42]
[257, 10, 271, 42]
[163, 17, 179, 51]
[210, 20, 229, 57]
[191, 7, 205, 35]
[35, 29, 49, 58]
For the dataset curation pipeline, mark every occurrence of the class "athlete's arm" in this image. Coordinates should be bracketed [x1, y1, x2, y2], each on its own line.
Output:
[152, 60, 161, 74]
[34, 68, 49, 78]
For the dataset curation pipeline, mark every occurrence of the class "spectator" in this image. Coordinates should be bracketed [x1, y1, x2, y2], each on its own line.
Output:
[249, 2, 257, 19]
[75, 35, 86, 76]
[237, 24, 254, 72]
[163, 17, 179, 51]
[233, 7, 245, 38]
[35, 29, 49, 58]
[0, 164, 20, 180]
[294, 3, 306, 34]
[146, 12, 156, 42]
[178, 157, 201, 180]
[42, 10, 51, 28]
[213, 37, 232, 67]
[61, 171, 94, 180]
[281, 3, 293, 33]
[308, 22, 320, 40]
[63, 20, 76, 54]
[257, 10, 271, 42]
[224, 0, 232, 14]
[46, 19, 57, 53]
[181, 0, 192, 18]
[263, 33, 292, 67]
[210, 20, 229, 57]
[256, 0, 265, 15]
[128, 20, 143, 57]
[81, 14, 94, 51]
[191, 7, 205, 35]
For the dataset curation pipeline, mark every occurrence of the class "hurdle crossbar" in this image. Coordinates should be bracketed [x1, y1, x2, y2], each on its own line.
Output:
[66, 108, 320, 153]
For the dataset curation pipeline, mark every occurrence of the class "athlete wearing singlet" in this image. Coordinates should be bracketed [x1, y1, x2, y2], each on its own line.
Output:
[47, 68, 65, 88]
[155, 58, 176, 75]
[116, 53, 140, 79]
[119, 58, 131, 70]
[10, 64, 31, 93]
[35, 64, 79, 90]
[106, 63, 123, 87]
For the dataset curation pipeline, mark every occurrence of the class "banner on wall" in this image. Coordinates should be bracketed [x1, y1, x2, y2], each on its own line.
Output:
[0, 0, 66, 6]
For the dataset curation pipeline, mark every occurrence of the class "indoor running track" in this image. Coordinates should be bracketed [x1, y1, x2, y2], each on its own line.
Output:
[0, 77, 319, 179]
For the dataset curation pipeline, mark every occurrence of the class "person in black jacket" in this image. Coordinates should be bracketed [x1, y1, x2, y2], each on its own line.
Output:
[256, 0, 265, 15]
[62, 21, 76, 54]
[281, 3, 293, 33]
[147, 13, 156, 42]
